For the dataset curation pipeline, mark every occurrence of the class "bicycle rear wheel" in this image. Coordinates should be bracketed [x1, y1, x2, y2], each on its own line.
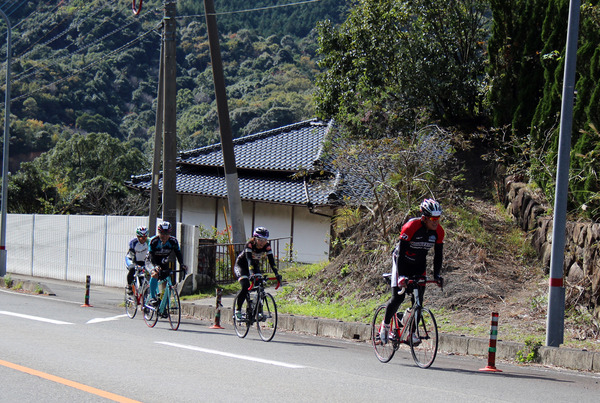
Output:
[125, 288, 137, 319]
[167, 286, 181, 331]
[257, 293, 277, 342]
[232, 294, 251, 338]
[371, 305, 396, 363]
[409, 307, 438, 368]
[142, 287, 158, 328]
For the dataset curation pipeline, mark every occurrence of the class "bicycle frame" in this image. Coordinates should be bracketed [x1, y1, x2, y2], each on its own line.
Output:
[143, 269, 183, 330]
[125, 265, 149, 319]
[372, 275, 440, 368]
[233, 274, 280, 341]
[132, 267, 148, 304]
[157, 276, 174, 314]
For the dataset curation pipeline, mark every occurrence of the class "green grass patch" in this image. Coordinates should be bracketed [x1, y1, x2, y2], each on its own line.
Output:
[181, 282, 241, 301]
[280, 261, 328, 281]
[276, 292, 385, 323]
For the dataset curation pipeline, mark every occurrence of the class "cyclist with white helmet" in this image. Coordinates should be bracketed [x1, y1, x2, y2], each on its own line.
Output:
[125, 226, 150, 294]
[380, 198, 445, 344]
[147, 221, 187, 305]
[233, 227, 282, 320]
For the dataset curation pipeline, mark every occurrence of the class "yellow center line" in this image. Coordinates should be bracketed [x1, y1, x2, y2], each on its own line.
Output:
[0, 359, 140, 403]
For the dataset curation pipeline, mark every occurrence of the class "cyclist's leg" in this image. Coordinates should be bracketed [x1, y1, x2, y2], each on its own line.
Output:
[384, 287, 405, 323]
[158, 272, 171, 314]
[372, 305, 396, 362]
[126, 266, 136, 287]
[234, 264, 250, 317]
[149, 267, 159, 299]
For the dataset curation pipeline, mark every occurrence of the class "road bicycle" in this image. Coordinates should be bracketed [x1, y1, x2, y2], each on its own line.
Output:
[124, 265, 149, 319]
[233, 273, 281, 342]
[142, 269, 185, 331]
[372, 274, 441, 368]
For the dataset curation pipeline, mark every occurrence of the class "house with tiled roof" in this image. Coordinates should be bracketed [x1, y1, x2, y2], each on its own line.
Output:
[126, 119, 366, 263]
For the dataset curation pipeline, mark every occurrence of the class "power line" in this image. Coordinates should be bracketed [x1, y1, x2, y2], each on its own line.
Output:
[177, 0, 321, 19]
[12, 26, 157, 102]
[6, 0, 28, 17]
[12, 4, 159, 83]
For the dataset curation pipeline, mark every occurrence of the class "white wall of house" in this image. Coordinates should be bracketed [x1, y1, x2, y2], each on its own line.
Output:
[179, 195, 332, 263]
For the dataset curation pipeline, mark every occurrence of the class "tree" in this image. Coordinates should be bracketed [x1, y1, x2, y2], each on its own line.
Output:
[314, 0, 489, 139]
[8, 132, 148, 215]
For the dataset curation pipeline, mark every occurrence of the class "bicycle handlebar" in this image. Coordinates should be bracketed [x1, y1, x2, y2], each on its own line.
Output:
[382, 273, 443, 293]
[248, 274, 281, 291]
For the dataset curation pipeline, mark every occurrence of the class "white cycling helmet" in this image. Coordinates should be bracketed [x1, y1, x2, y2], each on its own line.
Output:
[420, 198, 442, 217]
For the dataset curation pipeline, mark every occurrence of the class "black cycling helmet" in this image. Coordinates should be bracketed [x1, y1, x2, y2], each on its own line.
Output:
[253, 226, 269, 239]
[157, 221, 172, 234]
[420, 198, 442, 217]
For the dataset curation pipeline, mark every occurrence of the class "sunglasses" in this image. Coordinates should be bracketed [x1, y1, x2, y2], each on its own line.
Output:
[426, 216, 441, 222]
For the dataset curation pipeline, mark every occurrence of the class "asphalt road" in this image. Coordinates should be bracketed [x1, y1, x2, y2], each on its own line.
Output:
[2, 282, 600, 402]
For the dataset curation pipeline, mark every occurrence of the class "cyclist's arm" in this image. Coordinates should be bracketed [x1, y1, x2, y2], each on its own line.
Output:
[433, 243, 443, 278]
[125, 241, 136, 268]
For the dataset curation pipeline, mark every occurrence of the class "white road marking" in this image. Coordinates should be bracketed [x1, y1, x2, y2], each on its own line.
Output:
[0, 310, 73, 325]
[156, 341, 306, 369]
[0, 287, 82, 305]
[86, 314, 128, 324]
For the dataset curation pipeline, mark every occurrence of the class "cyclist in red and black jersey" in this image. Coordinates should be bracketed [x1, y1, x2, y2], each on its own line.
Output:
[234, 227, 282, 320]
[380, 199, 445, 344]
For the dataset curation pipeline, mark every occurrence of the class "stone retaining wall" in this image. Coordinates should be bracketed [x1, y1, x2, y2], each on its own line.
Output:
[504, 179, 600, 318]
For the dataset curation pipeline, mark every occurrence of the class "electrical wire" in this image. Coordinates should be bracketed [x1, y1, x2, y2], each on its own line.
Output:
[12, 3, 159, 83]
[177, 0, 321, 19]
[12, 26, 157, 102]
[6, 0, 28, 17]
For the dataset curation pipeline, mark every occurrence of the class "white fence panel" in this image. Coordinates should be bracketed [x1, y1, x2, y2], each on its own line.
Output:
[105, 217, 150, 287]
[7, 214, 34, 276]
[66, 215, 107, 284]
[5, 214, 197, 287]
[33, 215, 69, 279]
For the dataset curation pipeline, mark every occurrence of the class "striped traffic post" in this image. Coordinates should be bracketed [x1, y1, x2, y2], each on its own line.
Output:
[479, 312, 502, 372]
[209, 287, 224, 329]
[81, 275, 93, 307]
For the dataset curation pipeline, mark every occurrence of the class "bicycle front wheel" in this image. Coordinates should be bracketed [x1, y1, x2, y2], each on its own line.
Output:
[167, 286, 181, 331]
[142, 287, 158, 328]
[125, 289, 137, 319]
[409, 307, 438, 368]
[232, 294, 250, 338]
[371, 305, 395, 363]
[257, 293, 277, 342]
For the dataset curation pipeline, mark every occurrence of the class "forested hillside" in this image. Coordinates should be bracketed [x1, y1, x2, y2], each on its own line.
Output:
[0, 0, 346, 214]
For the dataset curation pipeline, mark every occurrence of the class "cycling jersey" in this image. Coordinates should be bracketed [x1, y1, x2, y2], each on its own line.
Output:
[391, 217, 445, 285]
[234, 240, 276, 278]
[125, 237, 149, 268]
[148, 235, 184, 270]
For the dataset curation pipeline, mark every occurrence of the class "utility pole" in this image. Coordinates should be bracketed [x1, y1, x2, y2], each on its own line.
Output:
[546, 0, 581, 347]
[162, 1, 177, 227]
[203, 0, 246, 244]
[148, 27, 165, 237]
[0, 10, 11, 277]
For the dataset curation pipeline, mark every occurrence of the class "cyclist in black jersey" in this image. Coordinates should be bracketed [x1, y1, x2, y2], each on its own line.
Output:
[380, 199, 445, 344]
[234, 227, 282, 320]
[147, 221, 187, 304]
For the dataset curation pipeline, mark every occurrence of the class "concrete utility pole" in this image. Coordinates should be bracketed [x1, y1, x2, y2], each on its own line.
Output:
[149, 27, 165, 237]
[162, 1, 177, 227]
[0, 10, 11, 277]
[203, 0, 246, 244]
[546, 0, 581, 347]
